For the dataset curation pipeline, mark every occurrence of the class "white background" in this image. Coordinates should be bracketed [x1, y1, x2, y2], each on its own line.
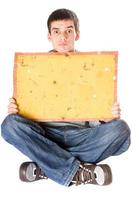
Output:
[0, 0, 132, 199]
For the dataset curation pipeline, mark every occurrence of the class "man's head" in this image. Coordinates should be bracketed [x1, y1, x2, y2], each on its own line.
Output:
[47, 9, 80, 53]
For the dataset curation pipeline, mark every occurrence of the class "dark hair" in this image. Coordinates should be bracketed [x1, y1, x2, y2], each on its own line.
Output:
[47, 8, 79, 33]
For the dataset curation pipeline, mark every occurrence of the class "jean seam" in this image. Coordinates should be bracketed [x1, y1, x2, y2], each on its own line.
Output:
[63, 160, 80, 186]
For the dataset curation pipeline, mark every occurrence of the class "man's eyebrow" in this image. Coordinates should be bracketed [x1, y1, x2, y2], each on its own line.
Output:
[66, 26, 74, 29]
[51, 28, 59, 30]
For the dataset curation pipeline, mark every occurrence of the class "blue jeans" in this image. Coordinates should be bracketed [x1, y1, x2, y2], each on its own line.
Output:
[1, 114, 131, 186]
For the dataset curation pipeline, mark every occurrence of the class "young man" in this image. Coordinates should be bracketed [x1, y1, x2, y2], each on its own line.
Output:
[1, 9, 131, 186]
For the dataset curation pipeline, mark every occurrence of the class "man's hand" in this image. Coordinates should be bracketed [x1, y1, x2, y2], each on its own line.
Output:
[112, 102, 121, 119]
[103, 102, 121, 122]
[8, 98, 19, 114]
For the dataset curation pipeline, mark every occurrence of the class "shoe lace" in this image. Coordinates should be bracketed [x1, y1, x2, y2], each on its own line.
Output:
[73, 164, 96, 185]
[35, 168, 48, 179]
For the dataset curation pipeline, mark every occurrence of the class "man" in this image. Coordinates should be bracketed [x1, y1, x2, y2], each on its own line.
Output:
[1, 8, 131, 186]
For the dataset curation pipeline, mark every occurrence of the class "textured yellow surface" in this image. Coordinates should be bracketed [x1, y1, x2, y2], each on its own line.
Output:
[14, 52, 117, 121]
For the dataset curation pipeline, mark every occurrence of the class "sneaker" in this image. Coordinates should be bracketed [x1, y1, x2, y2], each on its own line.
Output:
[72, 163, 112, 186]
[19, 162, 48, 182]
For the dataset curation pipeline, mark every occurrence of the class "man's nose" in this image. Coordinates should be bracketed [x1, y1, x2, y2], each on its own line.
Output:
[60, 32, 67, 40]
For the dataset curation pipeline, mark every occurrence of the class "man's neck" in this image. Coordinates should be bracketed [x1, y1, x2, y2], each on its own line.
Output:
[49, 49, 77, 53]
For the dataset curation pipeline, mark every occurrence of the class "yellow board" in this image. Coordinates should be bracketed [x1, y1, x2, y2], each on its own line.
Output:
[13, 52, 118, 121]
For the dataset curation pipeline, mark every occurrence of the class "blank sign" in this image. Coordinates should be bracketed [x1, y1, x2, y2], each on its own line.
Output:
[13, 52, 118, 121]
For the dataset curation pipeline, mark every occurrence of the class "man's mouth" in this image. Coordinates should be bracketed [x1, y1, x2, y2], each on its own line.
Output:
[59, 43, 68, 46]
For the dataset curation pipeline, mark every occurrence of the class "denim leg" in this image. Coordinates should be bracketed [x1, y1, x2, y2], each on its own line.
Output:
[95, 119, 131, 162]
[1, 114, 80, 186]
[65, 119, 131, 163]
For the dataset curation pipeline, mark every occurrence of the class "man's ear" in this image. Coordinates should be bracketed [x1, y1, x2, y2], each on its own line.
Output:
[48, 32, 51, 41]
[75, 31, 80, 41]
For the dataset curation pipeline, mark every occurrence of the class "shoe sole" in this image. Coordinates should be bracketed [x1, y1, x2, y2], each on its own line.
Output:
[94, 164, 112, 185]
[19, 162, 38, 182]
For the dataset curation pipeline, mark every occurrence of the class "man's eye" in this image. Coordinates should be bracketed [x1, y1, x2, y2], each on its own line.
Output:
[54, 30, 59, 34]
[67, 30, 72, 34]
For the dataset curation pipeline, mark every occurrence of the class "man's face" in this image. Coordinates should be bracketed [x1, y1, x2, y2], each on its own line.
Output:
[48, 20, 80, 53]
